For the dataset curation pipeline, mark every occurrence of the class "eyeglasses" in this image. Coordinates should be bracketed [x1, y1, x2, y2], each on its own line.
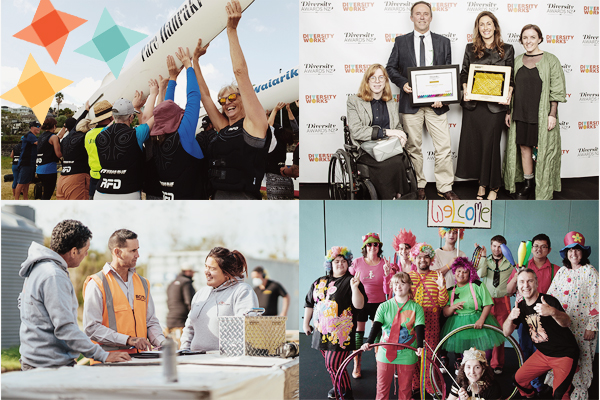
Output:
[369, 76, 386, 83]
[532, 245, 548, 250]
[366, 243, 380, 247]
[218, 93, 241, 105]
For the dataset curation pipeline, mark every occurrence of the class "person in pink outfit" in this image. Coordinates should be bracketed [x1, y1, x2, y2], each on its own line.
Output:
[349, 232, 390, 379]
[383, 229, 417, 296]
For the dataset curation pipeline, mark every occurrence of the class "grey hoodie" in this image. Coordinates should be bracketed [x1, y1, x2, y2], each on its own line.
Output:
[180, 277, 258, 352]
[18, 242, 108, 367]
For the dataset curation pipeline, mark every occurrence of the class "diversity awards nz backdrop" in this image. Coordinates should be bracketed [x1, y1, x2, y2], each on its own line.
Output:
[299, 1, 599, 183]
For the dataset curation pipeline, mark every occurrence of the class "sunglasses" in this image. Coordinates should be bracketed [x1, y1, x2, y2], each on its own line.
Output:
[218, 93, 241, 105]
[366, 243, 380, 247]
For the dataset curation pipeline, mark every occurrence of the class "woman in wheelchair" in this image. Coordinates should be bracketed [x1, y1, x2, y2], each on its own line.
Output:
[346, 64, 410, 200]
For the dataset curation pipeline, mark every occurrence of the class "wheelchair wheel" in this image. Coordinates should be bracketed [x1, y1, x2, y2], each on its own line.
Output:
[362, 180, 378, 200]
[328, 150, 354, 200]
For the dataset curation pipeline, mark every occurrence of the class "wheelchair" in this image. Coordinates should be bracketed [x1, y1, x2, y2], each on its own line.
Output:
[328, 116, 418, 200]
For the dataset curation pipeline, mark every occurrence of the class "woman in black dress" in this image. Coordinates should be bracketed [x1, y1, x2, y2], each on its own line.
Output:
[455, 11, 514, 200]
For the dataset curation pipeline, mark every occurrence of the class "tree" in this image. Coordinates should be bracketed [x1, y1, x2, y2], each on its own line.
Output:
[55, 92, 64, 115]
[59, 108, 73, 118]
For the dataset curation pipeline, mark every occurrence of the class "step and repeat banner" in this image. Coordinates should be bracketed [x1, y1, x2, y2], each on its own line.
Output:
[300, 1, 599, 183]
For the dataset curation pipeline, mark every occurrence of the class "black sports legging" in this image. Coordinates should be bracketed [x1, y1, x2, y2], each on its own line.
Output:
[38, 173, 57, 200]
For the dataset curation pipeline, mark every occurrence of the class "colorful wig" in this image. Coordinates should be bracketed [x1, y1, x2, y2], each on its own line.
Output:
[392, 229, 417, 251]
[450, 257, 479, 283]
[409, 242, 435, 263]
[324, 246, 353, 272]
[438, 227, 465, 240]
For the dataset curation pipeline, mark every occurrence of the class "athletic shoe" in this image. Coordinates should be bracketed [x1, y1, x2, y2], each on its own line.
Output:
[328, 388, 336, 399]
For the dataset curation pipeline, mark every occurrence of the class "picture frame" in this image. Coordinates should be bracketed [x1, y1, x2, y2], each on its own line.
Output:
[407, 64, 460, 107]
[466, 64, 512, 103]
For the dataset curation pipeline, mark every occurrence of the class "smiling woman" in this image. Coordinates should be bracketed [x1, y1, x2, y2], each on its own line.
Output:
[179, 246, 259, 352]
[192, 0, 271, 200]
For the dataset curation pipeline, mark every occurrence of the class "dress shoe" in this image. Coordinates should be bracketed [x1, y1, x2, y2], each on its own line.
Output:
[437, 190, 460, 200]
[517, 178, 534, 199]
[417, 188, 426, 200]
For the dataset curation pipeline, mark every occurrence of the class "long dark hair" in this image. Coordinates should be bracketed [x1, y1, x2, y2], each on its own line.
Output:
[207, 247, 248, 280]
[456, 361, 495, 391]
[562, 251, 590, 269]
[471, 11, 505, 59]
[41, 117, 57, 131]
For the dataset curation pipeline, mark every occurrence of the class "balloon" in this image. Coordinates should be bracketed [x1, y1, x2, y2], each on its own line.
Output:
[523, 241, 533, 266]
[517, 241, 527, 267]
[501, 244, 515, 266]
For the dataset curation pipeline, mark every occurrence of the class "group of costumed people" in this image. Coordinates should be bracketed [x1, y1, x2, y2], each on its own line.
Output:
[304, 228, 598, 400]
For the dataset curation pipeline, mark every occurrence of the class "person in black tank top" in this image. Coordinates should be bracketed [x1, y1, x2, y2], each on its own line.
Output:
[36, 117, 62, 200]
[191, 0, 270, 200]
[56, 118, 93, 200]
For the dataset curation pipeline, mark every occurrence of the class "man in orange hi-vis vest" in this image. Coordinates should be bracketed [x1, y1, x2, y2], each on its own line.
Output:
[83, 229, 165, 358]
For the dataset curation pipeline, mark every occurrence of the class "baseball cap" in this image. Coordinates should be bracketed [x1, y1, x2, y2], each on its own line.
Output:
[112, 98, 140, 116]
[29, 121, 41, 128]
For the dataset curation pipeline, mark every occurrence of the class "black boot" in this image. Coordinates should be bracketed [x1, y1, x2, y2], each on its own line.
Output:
[517, 178, 534, 199]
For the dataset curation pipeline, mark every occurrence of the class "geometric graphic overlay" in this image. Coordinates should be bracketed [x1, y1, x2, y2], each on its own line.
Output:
[74, 8, 147, 79]
[13, 0, 87, 64]
[0, 54, 73, 123]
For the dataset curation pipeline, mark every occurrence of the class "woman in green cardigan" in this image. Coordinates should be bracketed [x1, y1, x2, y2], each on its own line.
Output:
[503, 24, 566, 200]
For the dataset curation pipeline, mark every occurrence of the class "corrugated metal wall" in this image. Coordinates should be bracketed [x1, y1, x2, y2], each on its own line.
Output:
[1, 208, 44, 349]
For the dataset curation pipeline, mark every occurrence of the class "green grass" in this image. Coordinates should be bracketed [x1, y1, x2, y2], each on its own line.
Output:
[1, 155, 11, 170]
[1, 346, 22, 372]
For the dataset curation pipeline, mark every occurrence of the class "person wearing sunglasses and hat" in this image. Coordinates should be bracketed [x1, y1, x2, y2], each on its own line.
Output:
[191, 1, 270, 200]
[545, 232, 598, 400]
[349, 232, 391, 379]
[14, 121, 40, 199]
[93, 86, 157, 200]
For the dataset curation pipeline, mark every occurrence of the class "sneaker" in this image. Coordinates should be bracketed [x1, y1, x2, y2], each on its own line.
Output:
[328, 388, 336, 399]
[494, 367, 503, 375]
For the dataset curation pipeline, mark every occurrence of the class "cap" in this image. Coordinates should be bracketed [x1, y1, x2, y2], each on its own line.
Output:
[112, 98, 140, 117]
[29, 121, 41, 128]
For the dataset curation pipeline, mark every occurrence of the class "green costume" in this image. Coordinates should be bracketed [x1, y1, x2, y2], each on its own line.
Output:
[503, 51, 566, 200]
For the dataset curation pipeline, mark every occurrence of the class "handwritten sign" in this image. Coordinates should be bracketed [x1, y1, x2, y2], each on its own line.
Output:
[427, 200, 492, 229]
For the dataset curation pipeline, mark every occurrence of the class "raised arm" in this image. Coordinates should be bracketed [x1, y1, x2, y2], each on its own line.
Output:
[226, 0, 268, 139]
[157, 75, 169, 106]
[193, 39, 228, 131]
[268, 102, 285, 127]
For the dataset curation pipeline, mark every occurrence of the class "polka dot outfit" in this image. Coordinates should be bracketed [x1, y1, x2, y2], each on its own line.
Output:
[545, 265, 599, 400]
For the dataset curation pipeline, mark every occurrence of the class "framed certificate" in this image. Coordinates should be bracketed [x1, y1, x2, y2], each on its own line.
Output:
[466, 64, 512, 103]
[407, 65, 460, 106]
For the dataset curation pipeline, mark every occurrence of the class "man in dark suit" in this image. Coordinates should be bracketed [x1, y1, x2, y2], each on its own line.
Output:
[386, 1, 459, 200]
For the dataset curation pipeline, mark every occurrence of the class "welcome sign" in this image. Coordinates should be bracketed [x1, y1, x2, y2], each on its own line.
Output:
[427, 200, 492, 229]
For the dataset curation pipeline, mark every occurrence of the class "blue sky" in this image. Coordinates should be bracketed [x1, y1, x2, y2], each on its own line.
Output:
[1, 0, 299, 111]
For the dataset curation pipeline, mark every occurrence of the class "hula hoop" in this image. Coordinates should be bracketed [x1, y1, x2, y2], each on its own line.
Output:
[431, 324, 524, 400]
[333, 343, 447, 400]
